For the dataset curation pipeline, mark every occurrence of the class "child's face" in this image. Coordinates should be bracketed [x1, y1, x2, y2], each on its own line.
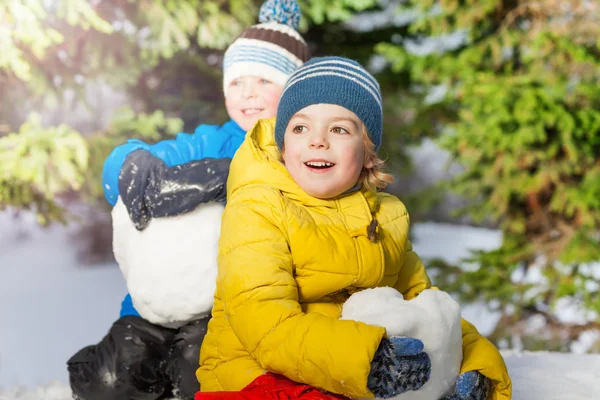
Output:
[225, 76, 284, 131]
[282, 104, 372, 199]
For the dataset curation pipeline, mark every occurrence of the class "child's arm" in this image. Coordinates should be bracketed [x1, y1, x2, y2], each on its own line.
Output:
[218, 186, 386, 399]
[102, 125, 228, 206]
[394, 241, 512, 400]
[115, 150, 230, 230]
[458, 319, 512, 400]
[104, 125, 230, 318]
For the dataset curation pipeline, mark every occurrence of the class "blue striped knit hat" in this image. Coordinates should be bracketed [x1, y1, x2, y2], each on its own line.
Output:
[223, 0, 309, 93]
[275, 56, 383, 151]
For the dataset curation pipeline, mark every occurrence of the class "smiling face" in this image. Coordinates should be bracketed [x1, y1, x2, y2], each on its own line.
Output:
[225, 76, 284, 131]
[281, 104, 373, 199]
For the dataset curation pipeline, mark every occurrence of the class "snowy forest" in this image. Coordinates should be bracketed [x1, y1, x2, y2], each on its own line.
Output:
[1, 0, 599, 398]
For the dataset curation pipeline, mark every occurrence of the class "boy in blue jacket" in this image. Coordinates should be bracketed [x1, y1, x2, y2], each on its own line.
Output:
[67, 1, 308, 399]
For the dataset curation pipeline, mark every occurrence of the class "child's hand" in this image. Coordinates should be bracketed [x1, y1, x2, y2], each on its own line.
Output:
[368, 336, 431, 399]
[118, 150, 231, 230]
[439, 371, 491, 400]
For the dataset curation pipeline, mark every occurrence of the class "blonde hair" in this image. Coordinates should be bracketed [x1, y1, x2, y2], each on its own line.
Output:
[360, 125, 394, 191]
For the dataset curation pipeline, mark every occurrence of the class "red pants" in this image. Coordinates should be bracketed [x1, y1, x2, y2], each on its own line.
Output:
[195, 373, 350, 400]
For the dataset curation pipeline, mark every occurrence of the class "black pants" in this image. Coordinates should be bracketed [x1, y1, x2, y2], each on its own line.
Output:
[67, 316, 209, 400]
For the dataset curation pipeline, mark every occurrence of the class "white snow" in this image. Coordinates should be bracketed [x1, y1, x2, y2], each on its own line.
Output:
[0, 382, 72, 400]
[1, 353, 597, 400]
[342, 288, 462, 400]
[503, 351, 598, 399]
[1, 212, 599, 399]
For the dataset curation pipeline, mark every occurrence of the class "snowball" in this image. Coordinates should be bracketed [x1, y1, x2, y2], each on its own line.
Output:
[112, 198, 223, 328]
[341, 287, 462, 400]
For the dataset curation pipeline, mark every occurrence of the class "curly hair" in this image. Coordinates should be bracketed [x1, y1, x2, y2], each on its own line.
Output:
[360, 125, 394, 191]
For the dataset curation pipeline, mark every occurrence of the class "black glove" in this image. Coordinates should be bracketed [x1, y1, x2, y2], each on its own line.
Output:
[368, 337, 431, 398]
[118, 150, 231, 230]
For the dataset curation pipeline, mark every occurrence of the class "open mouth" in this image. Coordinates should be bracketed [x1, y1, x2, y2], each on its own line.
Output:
[304, 160, 336, 170]
[241, 108, 264, 116]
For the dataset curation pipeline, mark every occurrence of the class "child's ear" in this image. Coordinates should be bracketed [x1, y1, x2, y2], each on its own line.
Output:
[364, 159, 374, 169]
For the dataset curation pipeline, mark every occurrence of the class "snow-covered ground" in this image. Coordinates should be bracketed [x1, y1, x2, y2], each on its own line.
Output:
[0, 211, 598, 399]
[1, 351, 597, 400]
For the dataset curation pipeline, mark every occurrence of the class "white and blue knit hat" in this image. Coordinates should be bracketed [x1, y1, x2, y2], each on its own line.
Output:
[275, 56, 383, 150]
[223, 0, 309, 93]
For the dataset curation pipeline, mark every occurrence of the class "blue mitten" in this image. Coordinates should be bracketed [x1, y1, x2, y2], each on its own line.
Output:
[440, 371, 491, 400]
[368, 337, 431, 399]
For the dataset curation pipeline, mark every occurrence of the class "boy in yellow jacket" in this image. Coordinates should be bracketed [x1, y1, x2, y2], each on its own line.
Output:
[197, 56, 512, 400]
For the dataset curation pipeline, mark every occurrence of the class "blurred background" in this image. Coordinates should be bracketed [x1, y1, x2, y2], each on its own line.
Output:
[1, 0, 600, 390]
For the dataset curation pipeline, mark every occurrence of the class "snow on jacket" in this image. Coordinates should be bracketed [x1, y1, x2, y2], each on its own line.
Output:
[197, 118, 512, 399]
[101, 119, 246, 319]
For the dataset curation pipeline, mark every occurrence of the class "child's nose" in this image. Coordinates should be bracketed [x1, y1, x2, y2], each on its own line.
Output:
[309, 132, 329, 148]
[242, 82, 258, 98]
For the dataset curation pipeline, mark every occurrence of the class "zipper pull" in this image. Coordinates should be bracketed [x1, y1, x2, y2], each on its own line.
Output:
[368, 218, 379, 243]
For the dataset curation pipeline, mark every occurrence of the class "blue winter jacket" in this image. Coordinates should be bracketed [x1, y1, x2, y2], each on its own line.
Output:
[102, 120, 246, 319]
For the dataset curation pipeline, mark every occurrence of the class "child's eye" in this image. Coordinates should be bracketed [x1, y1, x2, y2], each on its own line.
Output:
[230, 80, 241, 86]
[332, 126, 350, 134]
[292, 125, 307, 134]
[259, 79, 272, 85]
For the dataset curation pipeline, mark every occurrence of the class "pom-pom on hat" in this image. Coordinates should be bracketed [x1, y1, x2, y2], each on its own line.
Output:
[223, 0, 309, 94]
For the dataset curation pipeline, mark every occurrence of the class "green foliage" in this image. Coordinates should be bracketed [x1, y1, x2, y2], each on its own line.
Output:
[1, 0, 112, 82]
[0, 114, 88, 224]
[129, 50, 227, 132]
[303, 0, 377, 24]
[380, 0, 600, 347]
[0, 106, 183, 224]
[83, 107, 183, 202]
[142, 0, 256, 57]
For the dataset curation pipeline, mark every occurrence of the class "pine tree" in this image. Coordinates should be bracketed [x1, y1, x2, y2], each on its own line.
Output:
[378, 0, 600, 349]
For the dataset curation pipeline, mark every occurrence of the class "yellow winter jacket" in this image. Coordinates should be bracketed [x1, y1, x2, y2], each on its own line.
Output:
[198, 118, 511, 399]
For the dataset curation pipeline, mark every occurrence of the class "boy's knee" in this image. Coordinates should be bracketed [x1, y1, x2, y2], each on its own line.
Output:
[165, 317, 210, 399]
[111, 315, 177, 347]
[67, 316, 176, 400]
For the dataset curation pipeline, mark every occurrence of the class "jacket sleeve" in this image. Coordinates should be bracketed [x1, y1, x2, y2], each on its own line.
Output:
[119, 293, 141, 318]
[393, 240, 432, 300]
[395, 245, 512, 400]
[102, 125, 227, 206]
[218, 186, 386, 399]
[460, 319, 512, 400]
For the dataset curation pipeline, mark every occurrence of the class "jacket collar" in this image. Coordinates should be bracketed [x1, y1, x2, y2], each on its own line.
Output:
[221, 119, 246, 138]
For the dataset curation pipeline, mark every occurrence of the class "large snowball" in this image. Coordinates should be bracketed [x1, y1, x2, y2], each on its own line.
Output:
[112, 198, 223, 328]
[341, 287, 462, 400]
